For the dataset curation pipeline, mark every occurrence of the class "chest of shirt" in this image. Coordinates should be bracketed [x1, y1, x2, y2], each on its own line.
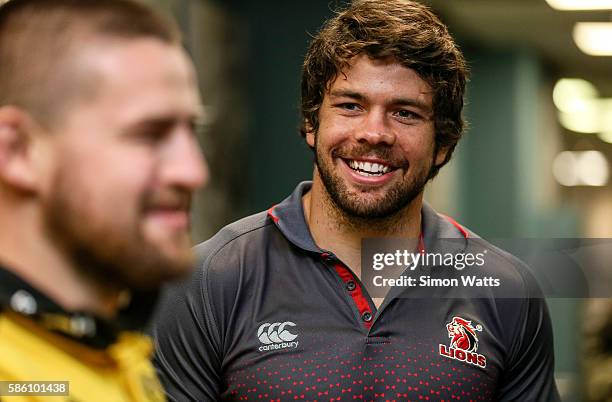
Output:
[217, 257, 507, 401]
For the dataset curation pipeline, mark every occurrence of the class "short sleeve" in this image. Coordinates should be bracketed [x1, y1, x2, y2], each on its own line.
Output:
[497, 296, 560, 402]
[152, 264, 223, 401]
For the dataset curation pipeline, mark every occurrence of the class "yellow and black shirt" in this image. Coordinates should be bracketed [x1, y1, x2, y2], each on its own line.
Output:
[0, 268, 166, 402]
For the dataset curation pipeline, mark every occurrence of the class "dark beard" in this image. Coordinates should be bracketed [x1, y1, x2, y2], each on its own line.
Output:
[314, 141, 435, 222]
[42, 169, 193, 291]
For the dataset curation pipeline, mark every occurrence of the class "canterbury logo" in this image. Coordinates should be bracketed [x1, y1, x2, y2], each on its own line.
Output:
[257, 322, 299, 352]
[257, 321, 298, 344]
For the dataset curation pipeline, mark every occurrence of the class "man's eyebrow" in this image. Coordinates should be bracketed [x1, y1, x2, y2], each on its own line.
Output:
[123, 113, 203, 134]
[391, 97, 432, 113]
[119, 119, 172, 138]
[329, 90, 432, 112]
[328, 90, 366, 102]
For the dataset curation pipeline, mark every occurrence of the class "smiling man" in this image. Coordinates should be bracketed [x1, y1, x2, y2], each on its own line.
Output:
[0, 0, 207, 401]
[154, 1, 559, 400]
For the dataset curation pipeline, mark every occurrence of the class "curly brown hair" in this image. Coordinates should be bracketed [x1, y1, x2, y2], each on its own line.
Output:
[300, 0, 468, 176]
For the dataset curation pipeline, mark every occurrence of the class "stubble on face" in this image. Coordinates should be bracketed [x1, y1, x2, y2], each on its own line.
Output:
[36, 39, 204, 292]
[314, 134, 437, 228]
[309, 56, 442, 230]
[42, 164, 195, 291]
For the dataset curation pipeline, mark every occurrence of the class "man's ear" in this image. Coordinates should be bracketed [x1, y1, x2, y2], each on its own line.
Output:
[304, 120, 315, 148]
[0, 106, 44, 193]
[434, 145, 450, 168]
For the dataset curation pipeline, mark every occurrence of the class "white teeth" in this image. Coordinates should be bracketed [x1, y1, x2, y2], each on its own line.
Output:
[371, 163, 390, 174]
[347, 159, 391, 175]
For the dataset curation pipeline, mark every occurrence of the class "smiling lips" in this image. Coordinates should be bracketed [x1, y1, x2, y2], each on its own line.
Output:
[346, 159, 395, 177]
[146, 208, 190, 231]
[144, 192, 192, 230]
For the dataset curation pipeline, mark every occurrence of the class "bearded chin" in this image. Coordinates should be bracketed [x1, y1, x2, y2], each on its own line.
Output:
[42, 173, 194, 291]
[314, 143, 432, 221]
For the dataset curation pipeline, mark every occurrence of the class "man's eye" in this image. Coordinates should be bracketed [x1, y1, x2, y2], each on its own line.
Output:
[396, 110, 419, 120]
[335, 103, 362, 112]
[132, 130, 168, 144]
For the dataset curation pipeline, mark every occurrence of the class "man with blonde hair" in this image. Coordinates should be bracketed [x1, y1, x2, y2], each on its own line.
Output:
[0, 0, 207, 400]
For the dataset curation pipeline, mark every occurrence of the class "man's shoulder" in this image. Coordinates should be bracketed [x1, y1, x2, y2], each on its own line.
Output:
[191, 210, 287, 281]
[194, 210, 271, 258]
[462, 227, 544, 299]
[168, 210, 288, 321]
[426, 205, 544, 299]
[0, 313, 161, 399]
[426, 207, 532, 282]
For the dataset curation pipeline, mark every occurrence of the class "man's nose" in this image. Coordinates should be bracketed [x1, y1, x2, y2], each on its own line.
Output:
[162, 127, 209, 192]
[353, 109, 396, 146]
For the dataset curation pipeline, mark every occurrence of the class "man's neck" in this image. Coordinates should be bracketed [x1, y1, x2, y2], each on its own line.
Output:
[303, 175, 423, 280]
[0, 206, 123, 319]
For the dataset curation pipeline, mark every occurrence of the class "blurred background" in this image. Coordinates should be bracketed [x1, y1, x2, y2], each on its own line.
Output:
[150, 0, 612, 400]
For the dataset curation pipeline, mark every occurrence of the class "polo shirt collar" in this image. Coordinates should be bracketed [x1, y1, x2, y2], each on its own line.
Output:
[0, 266, 158, 349]
[421, 202, 470, 254]
[269, 181, 469, 255]
[268, 181, 321, 254]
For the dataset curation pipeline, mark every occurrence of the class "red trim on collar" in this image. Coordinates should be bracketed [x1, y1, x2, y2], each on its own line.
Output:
[333, 264, 373, 329]
[418, 232, 425, 253]
[440, 214, 469, 239]
[267, 205, 279, 223]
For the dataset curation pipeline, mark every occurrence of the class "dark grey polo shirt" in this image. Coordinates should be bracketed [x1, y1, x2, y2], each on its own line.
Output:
[153, 182, 559, 401]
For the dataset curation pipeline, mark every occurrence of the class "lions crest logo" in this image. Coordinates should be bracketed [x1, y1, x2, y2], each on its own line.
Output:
[447, 316, 482, 352]
[439, 316, 487, 368]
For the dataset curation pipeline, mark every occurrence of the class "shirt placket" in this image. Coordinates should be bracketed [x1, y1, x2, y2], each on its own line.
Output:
[320, 252, 374, 330]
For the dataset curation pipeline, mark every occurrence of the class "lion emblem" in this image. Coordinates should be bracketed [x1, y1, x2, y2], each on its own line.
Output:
[446, 316, 482, 352]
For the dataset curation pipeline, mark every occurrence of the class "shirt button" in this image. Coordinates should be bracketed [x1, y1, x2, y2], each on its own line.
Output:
[361, 311, 373, 322]
[346, 281, 356, 291]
